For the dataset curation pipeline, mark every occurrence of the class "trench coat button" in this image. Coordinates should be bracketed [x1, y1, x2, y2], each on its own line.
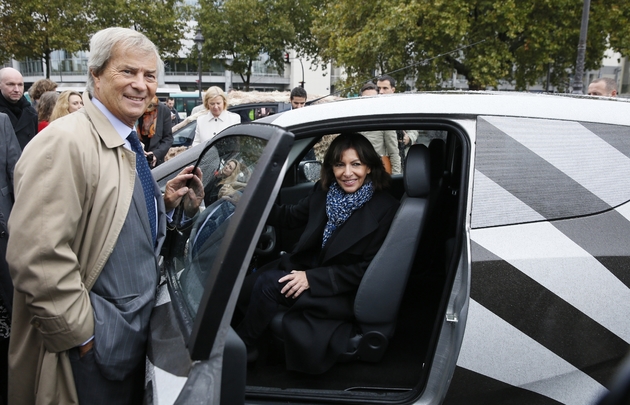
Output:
[0, 231, 5, 238]
[33, 320, 40, 328]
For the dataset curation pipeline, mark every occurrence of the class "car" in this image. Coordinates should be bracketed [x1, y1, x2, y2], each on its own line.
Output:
[149, 92, 630, 405]
[170, 101, 292, 147]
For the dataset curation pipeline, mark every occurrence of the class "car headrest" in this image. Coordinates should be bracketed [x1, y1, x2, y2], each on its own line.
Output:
[404, 144, 431, 198]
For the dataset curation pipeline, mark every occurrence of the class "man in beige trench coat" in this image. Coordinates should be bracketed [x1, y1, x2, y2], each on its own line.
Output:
[6, 27, 203, 405]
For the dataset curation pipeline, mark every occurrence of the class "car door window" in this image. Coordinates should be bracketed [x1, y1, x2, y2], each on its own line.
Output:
[169, 136, 267, 318]
[168, 134, 265, 318]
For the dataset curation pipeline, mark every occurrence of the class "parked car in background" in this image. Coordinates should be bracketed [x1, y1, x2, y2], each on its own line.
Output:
[149, 92, 630, 405]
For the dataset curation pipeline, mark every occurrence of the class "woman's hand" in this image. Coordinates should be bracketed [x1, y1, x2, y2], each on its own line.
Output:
[279, 270, 310, 299]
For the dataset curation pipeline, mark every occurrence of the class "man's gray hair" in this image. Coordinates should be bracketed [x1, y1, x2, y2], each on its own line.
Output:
[86, 27, 164, 94]
[591, 77, 618, 93]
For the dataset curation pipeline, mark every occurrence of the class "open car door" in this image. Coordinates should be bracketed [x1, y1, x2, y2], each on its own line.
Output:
[146, 123, 294, 405]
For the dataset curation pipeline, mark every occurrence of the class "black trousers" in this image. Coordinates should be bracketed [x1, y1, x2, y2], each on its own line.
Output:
[69, 346, 145, 405]
[0, 337, 7, 405]
[236, 269, 297, 347]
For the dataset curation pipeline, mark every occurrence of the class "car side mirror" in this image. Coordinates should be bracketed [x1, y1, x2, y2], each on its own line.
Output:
[298, 160, 321, 183]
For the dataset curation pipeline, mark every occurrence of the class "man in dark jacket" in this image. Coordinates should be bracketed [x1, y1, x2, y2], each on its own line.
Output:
[0, 112, 21, 405]
[0, 68, 37, 150]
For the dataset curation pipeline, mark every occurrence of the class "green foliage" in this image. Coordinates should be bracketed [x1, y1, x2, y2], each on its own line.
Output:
[602, 0, 630, 57]
[92, 0, 192, 58]
[0, 0, 191, 76]
[197, 0, 320, 90]
[0, 0, 94, 75]
[311, 0, 629, 92]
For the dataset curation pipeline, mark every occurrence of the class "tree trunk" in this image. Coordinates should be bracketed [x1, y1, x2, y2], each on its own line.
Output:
[45, 50, 52, 79]
[244, 59, 253, 91]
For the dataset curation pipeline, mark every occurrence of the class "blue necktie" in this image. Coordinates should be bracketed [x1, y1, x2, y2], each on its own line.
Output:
[127, 131, 157, 244]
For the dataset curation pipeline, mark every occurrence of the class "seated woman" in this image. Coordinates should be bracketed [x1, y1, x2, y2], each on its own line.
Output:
[236, 132, 399, 374]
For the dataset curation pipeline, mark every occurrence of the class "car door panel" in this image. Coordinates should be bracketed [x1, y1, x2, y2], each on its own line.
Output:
[147, 123, 294, 405]
[447, 116, 630, 404]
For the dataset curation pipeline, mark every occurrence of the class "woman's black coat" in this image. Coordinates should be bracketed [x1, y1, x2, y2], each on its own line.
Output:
[267, 182, 399, 374]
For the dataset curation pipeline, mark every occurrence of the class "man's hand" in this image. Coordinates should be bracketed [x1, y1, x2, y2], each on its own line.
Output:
[402, 131, 410, 146]
[164, 165, 204, 215]
[279, 270, 309, 299]
[79, 340, 94, 358]
[145, 152, 157, 168]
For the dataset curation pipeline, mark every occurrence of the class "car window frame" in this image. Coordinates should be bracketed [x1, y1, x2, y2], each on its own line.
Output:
[160, 122, 294, 360]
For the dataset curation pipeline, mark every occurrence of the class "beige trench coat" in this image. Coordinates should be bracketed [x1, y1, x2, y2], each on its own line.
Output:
[7, 93, 144, 405]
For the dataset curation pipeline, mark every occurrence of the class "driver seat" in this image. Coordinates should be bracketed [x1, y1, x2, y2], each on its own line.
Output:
[271, 144, 432, 364]
[340, 143, 431, 362]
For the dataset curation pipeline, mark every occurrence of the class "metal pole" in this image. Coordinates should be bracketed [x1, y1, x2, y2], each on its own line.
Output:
[573, 0, 590, 94]
[198, 52, 202, 101]
[194, 29, 205, 104]
[299, 58, 305, 88]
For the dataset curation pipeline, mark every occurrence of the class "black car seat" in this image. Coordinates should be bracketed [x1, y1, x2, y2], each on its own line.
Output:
[341, 143, 431, 362]
[417, 138, 448, 268]
[270, 144, 431, 364]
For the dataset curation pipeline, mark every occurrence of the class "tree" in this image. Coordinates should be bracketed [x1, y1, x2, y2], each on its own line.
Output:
[197, 0, 305, 91]
[310, 0, 629, 92]
[92, 0, 192, 59]
[0, 0, 94, 78]
[0, 0, 191, 78]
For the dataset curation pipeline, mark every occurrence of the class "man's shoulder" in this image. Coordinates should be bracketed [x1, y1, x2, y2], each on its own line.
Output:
[16, 97, 36, 116]
[33, 112, 95, 148]
[23, 103, 36, 114]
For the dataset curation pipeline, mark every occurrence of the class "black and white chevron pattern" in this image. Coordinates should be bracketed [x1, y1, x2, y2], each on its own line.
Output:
[449, 116, 630, 404]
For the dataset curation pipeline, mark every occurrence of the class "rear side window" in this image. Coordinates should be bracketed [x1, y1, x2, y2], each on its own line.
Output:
[472, 116, 630, 228]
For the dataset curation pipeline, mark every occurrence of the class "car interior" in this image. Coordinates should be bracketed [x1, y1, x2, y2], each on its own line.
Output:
[235, 127, 466, 403]
[158, 122, 468, 404]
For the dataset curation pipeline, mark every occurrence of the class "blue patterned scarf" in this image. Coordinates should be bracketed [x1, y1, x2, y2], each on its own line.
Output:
[322, 181, 374, 247]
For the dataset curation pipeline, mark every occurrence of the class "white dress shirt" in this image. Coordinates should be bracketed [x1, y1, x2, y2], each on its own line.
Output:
[193, 110, 241, 146]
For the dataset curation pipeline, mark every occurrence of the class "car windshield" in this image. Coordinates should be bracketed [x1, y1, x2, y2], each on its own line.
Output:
[167, 135, 267, 318]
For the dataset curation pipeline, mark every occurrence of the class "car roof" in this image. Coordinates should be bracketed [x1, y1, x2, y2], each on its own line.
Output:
[259, 91, 630, 131]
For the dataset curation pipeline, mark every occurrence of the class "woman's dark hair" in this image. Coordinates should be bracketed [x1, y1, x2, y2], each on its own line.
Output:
[320, 132, 391, 191]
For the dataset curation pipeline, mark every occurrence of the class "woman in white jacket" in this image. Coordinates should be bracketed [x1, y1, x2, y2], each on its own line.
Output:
[193, 86, 241, 146]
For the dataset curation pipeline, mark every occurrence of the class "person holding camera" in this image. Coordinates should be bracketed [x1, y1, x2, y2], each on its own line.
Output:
[136, 95, 173, 167]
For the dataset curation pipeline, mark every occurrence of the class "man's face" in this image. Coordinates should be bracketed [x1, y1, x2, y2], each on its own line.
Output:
[0, 69, 25, 103]
[92, 44, 158, 127]
[166, 99, 174, 109]
[587, 81, 616, 97]
[291, 96, 306, 109]
[376, 80, 395, 94]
